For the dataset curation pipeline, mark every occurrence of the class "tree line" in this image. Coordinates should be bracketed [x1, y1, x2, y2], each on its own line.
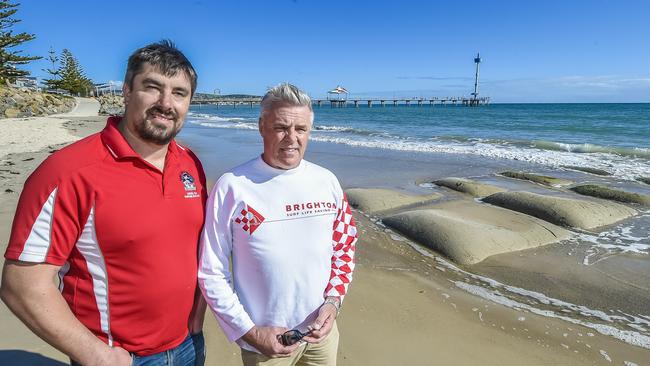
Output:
[1, 0, 93, 96]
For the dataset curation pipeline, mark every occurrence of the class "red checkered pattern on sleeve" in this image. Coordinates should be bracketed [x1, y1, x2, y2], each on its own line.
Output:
[325, 194, 358, 300]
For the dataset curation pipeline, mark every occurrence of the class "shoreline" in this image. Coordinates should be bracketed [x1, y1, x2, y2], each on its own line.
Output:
[0, 110, 648, 365]
[185, 103, 650, 183]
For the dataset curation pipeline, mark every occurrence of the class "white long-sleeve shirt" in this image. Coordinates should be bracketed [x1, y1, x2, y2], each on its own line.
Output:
[198, 156, 357, 352]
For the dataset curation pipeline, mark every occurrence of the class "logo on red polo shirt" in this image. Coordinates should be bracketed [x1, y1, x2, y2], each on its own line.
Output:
[180, 171, 200, 198]
[180, 172, 196, 190]
[235, 204, 265, 234]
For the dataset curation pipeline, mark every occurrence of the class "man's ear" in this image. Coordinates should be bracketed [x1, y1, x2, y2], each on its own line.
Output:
[258, 117, 263, 135]
[122, 83, 130, 106]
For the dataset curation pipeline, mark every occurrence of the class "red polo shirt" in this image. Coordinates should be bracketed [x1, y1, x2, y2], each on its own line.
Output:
[5, 116, 207, 355]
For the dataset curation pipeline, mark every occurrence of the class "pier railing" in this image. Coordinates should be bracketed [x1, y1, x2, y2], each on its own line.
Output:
[191, 99, 262, 107]
[190, 97, 490, 107]
[313, 97, 490, 107]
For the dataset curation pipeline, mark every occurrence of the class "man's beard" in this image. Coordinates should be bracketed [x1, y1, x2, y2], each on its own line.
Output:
[135, 106, 181, 145]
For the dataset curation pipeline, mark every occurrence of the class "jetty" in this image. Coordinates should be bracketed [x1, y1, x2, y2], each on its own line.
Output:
[191, 98, 261, 107]
[313, 97, 489, 107]
[190, 96, 489, 108]
[191, 53, 490, 108]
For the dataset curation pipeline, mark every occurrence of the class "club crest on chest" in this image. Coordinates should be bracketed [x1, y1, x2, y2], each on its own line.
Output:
[235, 204, 265, 234]
[180, 171, 196, 191]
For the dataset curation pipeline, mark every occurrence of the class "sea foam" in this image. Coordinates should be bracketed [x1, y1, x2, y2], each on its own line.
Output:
[309, 135, 649, 181]
[187, 112, 650, 182]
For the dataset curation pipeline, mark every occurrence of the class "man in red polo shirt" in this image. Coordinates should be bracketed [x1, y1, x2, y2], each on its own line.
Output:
[1, 41, 207, 366]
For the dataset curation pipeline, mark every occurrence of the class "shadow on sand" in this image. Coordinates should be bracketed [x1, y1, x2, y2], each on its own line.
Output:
[0, 350, 67, 366]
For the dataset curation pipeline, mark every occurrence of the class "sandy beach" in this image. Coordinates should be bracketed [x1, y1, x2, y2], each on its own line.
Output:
[1, 101, 649, 365]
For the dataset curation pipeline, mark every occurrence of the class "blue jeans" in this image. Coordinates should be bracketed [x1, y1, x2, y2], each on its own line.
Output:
[71, 332, 205, 366]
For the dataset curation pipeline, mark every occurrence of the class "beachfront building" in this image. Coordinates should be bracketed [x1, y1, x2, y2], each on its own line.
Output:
[11, 76, 39, 90]
[94, 81, 122, 96]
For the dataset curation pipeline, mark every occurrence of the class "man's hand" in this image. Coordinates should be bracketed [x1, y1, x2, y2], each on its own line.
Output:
[302, 298, 338, 344]
[88, 346, 131, 366]
[188, 286, 207, 335]
[241, 326, 299, 358]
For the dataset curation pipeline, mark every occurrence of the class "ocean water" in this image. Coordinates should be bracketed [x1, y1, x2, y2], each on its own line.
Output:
[187, 103, 650, 181]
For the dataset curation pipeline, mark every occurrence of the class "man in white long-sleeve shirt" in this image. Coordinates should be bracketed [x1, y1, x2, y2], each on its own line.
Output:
[199, 83, 358, 365]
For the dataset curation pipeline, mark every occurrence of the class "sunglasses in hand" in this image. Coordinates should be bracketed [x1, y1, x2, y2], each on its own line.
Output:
[278, 329, 312, 346]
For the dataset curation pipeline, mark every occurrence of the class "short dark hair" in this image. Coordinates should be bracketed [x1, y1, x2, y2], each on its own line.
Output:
[124, 40, 197, 95]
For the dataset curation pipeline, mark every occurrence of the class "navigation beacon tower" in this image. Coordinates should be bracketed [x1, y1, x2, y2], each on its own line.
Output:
[471, 53, 481, 104]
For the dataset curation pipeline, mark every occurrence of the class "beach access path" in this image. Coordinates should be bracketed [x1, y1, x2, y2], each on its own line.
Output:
[0, 98, 100, 159]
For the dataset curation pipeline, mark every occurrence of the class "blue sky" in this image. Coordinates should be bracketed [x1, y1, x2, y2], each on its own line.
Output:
[11, 0, 650, 102]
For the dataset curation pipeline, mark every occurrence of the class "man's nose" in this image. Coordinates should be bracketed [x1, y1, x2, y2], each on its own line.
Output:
[157, 90, 173, 110]
[284, 128, 298, 142]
